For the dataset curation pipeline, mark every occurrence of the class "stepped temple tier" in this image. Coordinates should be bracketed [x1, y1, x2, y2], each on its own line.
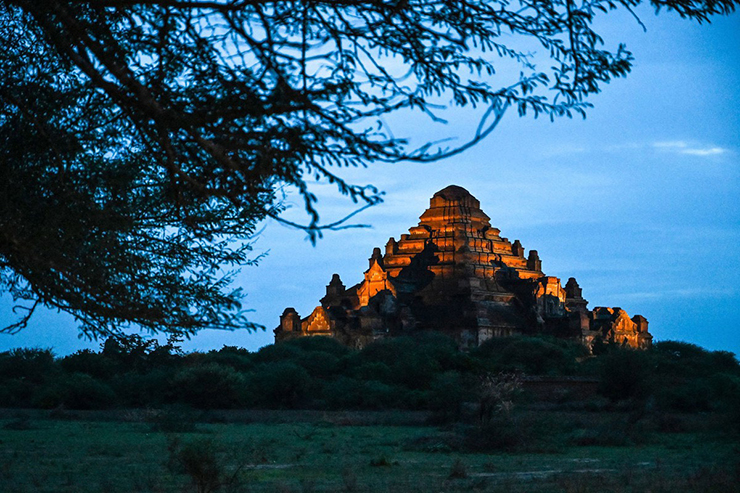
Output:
[275, 186, 652, 350]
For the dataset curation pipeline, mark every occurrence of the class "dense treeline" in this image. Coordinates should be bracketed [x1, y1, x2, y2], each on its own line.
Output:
[0, 334, 738, 417]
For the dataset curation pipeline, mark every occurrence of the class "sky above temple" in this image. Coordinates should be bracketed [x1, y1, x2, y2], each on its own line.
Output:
[2, 8, 739, 357]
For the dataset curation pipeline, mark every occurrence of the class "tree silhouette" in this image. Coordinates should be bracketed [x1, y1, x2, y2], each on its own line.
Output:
[0, 0, 736, 338]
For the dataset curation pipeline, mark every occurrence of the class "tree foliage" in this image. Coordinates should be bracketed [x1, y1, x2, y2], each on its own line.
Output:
[1, 335, 738, 413]
[0, 0, 737, 337]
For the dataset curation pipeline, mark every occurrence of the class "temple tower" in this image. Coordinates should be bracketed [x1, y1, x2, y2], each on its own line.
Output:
[275, 185, 651, 350]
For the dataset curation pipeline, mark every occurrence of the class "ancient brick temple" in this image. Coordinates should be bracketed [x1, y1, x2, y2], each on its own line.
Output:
[275, 185, 652, 350]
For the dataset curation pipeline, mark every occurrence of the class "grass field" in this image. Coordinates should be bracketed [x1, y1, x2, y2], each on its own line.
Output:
[1, 409, 738, 492]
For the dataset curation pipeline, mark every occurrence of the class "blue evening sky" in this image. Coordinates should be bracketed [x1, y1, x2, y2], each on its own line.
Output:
[2, 8, 738, 356]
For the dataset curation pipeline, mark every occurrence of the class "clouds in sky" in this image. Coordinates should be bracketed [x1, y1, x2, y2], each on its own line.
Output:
[652, 140, 730, 156]
[608, 287, 737, 301]
[542, 139, 733, 158]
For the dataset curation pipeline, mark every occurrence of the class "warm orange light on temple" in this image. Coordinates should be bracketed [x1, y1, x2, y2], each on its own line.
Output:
[275, 185, 652, 351]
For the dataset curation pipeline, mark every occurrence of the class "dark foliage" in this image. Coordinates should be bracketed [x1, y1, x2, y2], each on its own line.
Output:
[428, 371, 470, 422]
[248, 361, 313, 408]
[0, 334, 737, 416]
[597, 347, 652, 401]
[33, 372, 117, 409]
[60, 349, 120, 379]
[171, 363, 248, 409]
[474, 335, 588, 375]
[168, 436, 244, 493]
[1, 0, 737, 338]
[112, 368, 174, 407]
[199, 346, 254, 373]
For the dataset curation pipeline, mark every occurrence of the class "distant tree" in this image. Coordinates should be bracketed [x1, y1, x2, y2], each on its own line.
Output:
[597, 347, 651, 401]
[0, 347, 57, 383]
[1, 0, 737, 338]
[171, 362, 248, 408]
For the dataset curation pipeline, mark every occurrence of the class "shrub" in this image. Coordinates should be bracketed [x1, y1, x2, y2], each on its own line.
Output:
[427, 371, 468, 421]
[285, 336, 351, 357]
[171, 364, 248, 409]
[322, 377, 364, 409]
[652, 341, 740, 379]
[358, 337, 415, 366]
[448, 458, 468, 479]
[33, 373, 116, 410]
[597, 348, 651, 401]
[112, 369, 174, 407]
[473, 336, 517, 360]
[295, 351, 341, 378]
[60, 349, 119, 380]
[201, 346, 253, 372]
[248, 362, 312, 408]
[0, 348, 56, 383]
[251, 343, 304, 364]
[473, 335, 585, 375]
[0, 378, 35, 408]
[391, 352, 441, 390]
[708, 373, 740, 410]
[350, 362, 394, 383]
[510, 338, 580, 374]
[356, 335, 467, 390]
[369, 455, 395, 467]
[655, 380, 711, 412]
[169, 437, 243, 493]
[359, 380, 405, 409]
[102, 335, 157, 368]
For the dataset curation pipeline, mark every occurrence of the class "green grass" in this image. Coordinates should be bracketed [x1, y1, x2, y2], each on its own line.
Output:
[0, 411, 738, 492]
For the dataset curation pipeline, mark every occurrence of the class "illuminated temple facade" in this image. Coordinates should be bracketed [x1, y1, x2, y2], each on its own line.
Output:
[275, 185, 652, 350]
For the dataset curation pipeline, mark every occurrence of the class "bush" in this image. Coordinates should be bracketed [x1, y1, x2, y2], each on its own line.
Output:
[655, 380, 711, 412]
[60, 349, 119, 380]
[250, 343, 305, 364]
[171, 364, 248, 409]
[427, 371, 469, 421]
[322, 376, 364, 409]
[350, 362, 394, 383]
[0, 378, 36, 407]
[708, 373, 740, 410]
[358, 337, 416, 367]
[359, 380, 406, 409]
[248, 362, 312, 408]
[473, 336, 585, 375]
[285, 336, 351, 357]
[0, 348, 57, 383]
[201, 346, 253, 372]
[112, 369, 174, 407]
[356, 334, 465, 390]
[497, 338, 573, 375]
[652, 341, 740, 379]
[101, 335, 157, 368]
[33, 373, 116, 410]
[296, 351, 342, 378]
[168, 436, 243, 493]
[448, 458, 468, 479]
[597, 348, 651, 401]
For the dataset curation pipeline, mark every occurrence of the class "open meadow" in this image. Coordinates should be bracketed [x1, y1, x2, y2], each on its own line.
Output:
[1, 408, 738, 493]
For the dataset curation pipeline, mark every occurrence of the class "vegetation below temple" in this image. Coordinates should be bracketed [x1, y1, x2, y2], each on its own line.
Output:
[1, 334, 739, 492]
[0, 334, 738, 419]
